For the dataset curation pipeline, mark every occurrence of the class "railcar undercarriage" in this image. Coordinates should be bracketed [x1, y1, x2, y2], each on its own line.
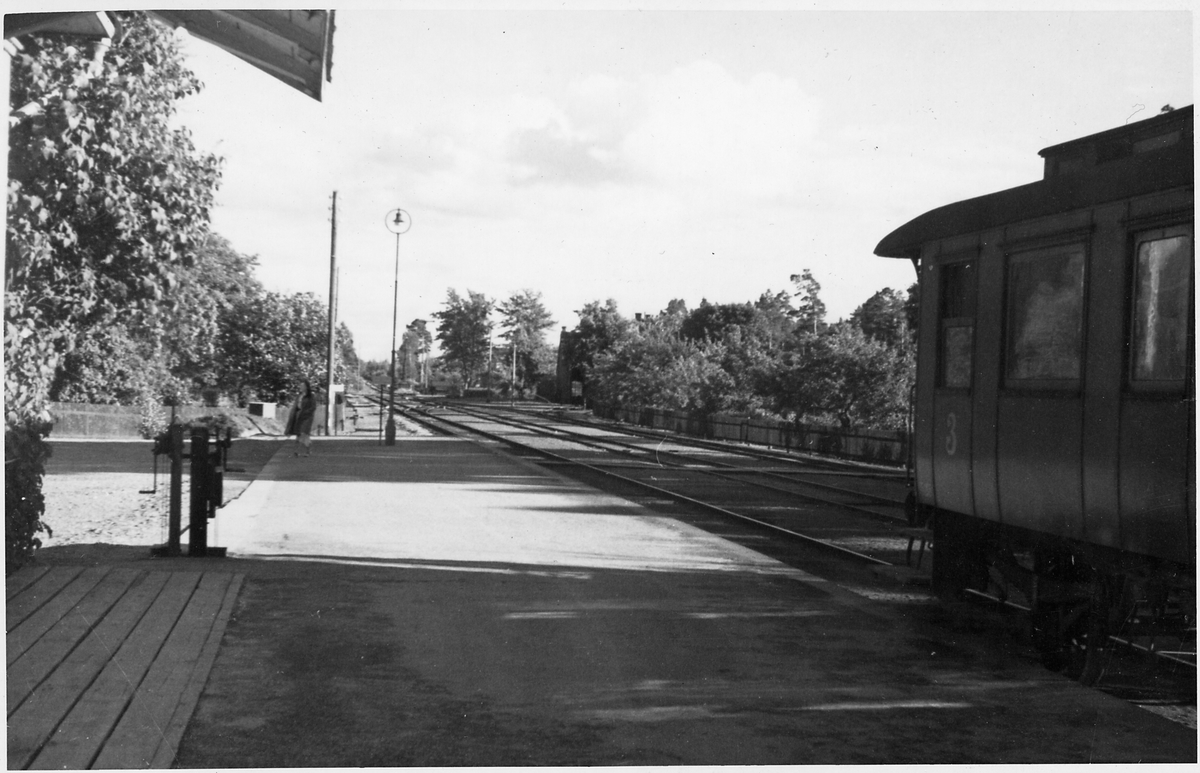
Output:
[931, 509, 1195, 689]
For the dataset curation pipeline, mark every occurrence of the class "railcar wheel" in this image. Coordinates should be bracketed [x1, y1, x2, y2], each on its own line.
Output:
[1077, 575, 1117, 686]
[1031, 601, 1091, 675]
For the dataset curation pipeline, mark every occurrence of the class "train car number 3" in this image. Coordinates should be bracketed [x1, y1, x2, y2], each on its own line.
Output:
[945, 412, 958, 456]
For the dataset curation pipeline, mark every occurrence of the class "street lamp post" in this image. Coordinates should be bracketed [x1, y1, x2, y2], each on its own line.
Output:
[384, 208, 411, 446]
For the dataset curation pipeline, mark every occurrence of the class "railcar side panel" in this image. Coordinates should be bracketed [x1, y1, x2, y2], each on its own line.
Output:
[995, 396, 1084, 537]
[932, 392, 974, 517]
[1119, 399, 1192, 563]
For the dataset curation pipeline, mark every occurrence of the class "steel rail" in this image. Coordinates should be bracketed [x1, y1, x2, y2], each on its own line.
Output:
[436, 401, 908, 524]
[399, 402, 893, 567]
[494, 402, 909, 478]
[453, 402, 909, 501]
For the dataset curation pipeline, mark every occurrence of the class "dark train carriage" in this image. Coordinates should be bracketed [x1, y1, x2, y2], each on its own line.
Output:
[875, 106, 1194, 670]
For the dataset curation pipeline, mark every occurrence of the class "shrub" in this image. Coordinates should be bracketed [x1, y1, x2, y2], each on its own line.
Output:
[5, 421, 53, 573]
[137, 389, 169, 440]
[187, 413, 243, 438]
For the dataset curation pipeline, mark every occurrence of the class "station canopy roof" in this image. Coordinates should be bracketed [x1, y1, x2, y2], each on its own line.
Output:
[4, 9, 335, 101]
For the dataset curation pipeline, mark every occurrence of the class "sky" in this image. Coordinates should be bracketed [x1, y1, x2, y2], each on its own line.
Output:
[158, 2, 1193, 361]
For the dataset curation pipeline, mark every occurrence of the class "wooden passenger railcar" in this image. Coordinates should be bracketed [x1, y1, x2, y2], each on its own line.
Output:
[875, 106, 1194, 668]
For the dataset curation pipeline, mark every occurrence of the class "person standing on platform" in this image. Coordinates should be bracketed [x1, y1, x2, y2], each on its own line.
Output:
[287, 380, 317, 456]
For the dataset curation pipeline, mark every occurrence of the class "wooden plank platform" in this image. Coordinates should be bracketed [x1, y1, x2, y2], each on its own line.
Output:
[6, 565, 243, 770]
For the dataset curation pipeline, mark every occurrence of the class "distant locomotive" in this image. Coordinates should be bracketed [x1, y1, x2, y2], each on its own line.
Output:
[875, 106, 1194, 675]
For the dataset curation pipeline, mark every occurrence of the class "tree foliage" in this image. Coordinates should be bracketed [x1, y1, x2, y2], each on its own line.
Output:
[589, 317, 734, 415]
[497, 289, 556, 393]
[47, 233, 261, 404]
[565, 274, 916, 432]
[679, 299, 756, 343]
[762, 324, 914, 429]
[433, 289, 494, 387]
[7, 13, 222, 425]
[850, 287, 908, 348]
[216, 292, 354, 404]
[5, 13, 221, 571]
[790, 269, 827, 334]
[398, 318, 432, 385]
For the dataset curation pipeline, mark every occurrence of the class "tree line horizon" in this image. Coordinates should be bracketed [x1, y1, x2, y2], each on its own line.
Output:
[391, 268, 916, 432]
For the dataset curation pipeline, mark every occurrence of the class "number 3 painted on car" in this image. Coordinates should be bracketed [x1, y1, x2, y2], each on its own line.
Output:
[945, 412, 958, 456]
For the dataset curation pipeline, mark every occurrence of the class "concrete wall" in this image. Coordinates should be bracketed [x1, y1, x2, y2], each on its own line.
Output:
[47, 403, 264, 438]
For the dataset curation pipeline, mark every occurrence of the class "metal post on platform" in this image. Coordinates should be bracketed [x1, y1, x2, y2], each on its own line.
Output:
[325, 190, 338, 437]
[167, 422, 183, 555]
[384, 208, 412, 446]
[188, 427, 209, 557]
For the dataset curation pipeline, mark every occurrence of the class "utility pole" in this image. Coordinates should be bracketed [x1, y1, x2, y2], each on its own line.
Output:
[325, 191, 338, 435]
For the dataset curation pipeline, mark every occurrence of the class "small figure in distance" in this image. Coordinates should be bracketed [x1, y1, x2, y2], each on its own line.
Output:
[287, 380, 317, 456]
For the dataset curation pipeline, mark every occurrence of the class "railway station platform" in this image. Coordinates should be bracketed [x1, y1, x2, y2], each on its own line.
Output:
[10, 435, 1196, 767]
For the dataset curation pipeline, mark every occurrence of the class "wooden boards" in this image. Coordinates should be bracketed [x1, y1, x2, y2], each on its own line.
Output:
[6, 565, 243, 769]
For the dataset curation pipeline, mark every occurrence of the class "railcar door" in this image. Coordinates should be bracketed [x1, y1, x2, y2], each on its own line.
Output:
[929, 258, 977, 517]
[1119, 223, 1194, 565]
[996, 242, 1088, 540]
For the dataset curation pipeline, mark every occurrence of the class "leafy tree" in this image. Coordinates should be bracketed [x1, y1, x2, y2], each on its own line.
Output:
[48, 321, 180, 405]
[166, 234, 263, 393]
[5, 12, 220, 570]
[790, 269, 826, 334]
[904, 282, 920, 338]
[497, 289, 556, 394]
[333, 322, 363, 392]
[433, 289, 494, 387]
[763, 324, 914, 429]
[7, 13, 222, 422]
[850, 287, 908, 348]
[679, 299, 756, 343]
[589, 318, 734, 415]
[360, 359, 391, 388]
[662, 298, 690, 322]
[752, 290, 796, 347]
[398, 318, 432, 386]
[215, 291, 335, 403]
[562, 299, 630, 370]
[48, 233, 261, 404]
[558, 299, 632, 404]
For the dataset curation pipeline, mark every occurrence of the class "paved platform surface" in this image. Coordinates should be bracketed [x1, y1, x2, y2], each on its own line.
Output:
[218, 436, 815, 576]
[15, 435, 1198, 766]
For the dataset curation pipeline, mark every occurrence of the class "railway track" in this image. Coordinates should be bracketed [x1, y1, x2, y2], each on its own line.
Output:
[386, 397, 924, 571]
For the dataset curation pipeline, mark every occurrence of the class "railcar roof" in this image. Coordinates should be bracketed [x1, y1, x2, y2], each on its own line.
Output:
[874, 107, 1194, 259]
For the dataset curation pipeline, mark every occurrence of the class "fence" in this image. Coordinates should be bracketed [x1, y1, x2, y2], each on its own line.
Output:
[47, 402, 301, 438]
[591, 404, 909, 466]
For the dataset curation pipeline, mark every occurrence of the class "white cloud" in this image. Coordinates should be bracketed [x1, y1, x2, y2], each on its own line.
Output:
[378, 60, 823, 218]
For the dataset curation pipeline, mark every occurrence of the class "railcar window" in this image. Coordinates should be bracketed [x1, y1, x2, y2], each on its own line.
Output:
[1132, 228, 1192, 382]
[1005, 247, 1085, 383]
[938, 261, 975, 388]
